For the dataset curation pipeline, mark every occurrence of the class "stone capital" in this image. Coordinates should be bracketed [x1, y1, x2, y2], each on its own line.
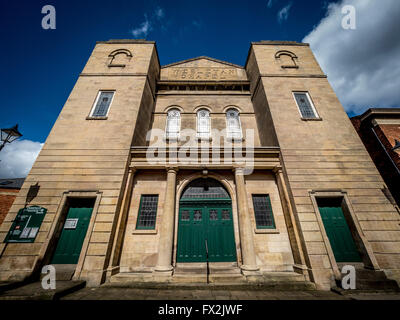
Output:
[272, 165, 283, 174]
[129, 167, 137, 174]
[166, 166, 179, 174]
[233, 167, 245, 175]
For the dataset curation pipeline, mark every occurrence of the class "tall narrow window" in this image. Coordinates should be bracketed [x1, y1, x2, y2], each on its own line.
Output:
[136, 195, 159, 229]
[166, 109, 181, 139]
[226, 108, 242, 139]
[197, 109, 210, 139]
[252, 194, 275, 229]
[91, 91, 114, 117]
[293, 92, 318, 119]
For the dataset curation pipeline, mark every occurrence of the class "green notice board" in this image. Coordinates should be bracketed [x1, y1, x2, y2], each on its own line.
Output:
[4, 206, 47, 243]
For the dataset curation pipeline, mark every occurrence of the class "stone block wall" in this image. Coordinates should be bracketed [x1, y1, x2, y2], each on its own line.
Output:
[0, 40, 159, 286]
[247, 41, 400, 289]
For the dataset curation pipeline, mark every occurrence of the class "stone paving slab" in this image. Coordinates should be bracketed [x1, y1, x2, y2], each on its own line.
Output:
[0, 281, 86, 300]
[2, 282, 399, 300]
[59, 287, 355, 300]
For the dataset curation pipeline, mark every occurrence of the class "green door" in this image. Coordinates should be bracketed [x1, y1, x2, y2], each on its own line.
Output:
[51, 207, 93, 264]
[319, 205, 361, 262]
[177, 200, 236, 263]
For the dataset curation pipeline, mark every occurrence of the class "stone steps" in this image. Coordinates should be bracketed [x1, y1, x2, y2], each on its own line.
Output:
[172, 273, 245, 283]
[108, 271, 315, 291]
[334, 267, 400, 293]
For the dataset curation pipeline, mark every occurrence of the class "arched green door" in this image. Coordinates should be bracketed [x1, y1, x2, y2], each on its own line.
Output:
[176, 179, 237, 263]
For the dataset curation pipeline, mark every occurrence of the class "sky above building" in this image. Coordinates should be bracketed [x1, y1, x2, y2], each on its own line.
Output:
[0, 0, 399, 178]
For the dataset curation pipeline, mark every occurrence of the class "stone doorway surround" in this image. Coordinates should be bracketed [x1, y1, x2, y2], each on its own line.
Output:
[173, 172, 241, 267]
[39, 191, 102, 282]
[309, 190, 380, 281]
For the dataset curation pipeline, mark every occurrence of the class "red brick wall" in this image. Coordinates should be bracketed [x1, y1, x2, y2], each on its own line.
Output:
[379, 124, 400, 167]
[351, 117, 400, 206]
[0, 189, 19, 226]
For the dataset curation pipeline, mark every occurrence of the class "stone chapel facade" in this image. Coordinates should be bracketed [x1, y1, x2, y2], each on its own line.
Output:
[0, 40, 399, 290]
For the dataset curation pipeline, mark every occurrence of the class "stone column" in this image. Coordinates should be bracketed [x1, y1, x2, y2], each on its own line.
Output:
[234, 167, 259, 273]
[154, 167, 178, 274]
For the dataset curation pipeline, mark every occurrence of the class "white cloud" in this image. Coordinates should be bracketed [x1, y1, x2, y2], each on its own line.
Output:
[0, 139, 43, 179]
[131, 18, 151, 38]
[277, 2, 292, 23]
[155, 7, 164, 20]
[131, 7, 166, 38]
[267, 0, 275, 8]
[303, 0, 400, 114]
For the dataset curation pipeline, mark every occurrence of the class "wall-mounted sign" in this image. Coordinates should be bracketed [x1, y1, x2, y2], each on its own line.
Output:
[168, 67, 238, 80]
[4, 206, 47, 243]
[64, 218, 78, 230]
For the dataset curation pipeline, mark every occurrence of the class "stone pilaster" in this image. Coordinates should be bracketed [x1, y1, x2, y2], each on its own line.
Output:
[273, 166, 310, 279]
[106, 167, 136, 278]
[234, 167, 259, 274]
[154, 167, 178, 274]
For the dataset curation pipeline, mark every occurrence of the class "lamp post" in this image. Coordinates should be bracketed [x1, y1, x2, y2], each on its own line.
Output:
[0, 124, 23, 152]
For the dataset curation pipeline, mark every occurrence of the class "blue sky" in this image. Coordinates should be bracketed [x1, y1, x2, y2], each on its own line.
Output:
[0, 0, 399, 178]
[0, 0, 337, 143]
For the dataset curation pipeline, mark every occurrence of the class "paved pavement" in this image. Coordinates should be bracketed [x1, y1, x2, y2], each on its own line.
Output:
[60, 287, 400, 300]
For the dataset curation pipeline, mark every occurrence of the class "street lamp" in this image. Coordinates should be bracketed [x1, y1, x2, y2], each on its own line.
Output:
[0, 124, 23, 151]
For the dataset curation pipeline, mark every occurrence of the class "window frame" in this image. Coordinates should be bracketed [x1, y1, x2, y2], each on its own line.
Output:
[196, 109, 211, 140]
[165, 108, 181, 140]
[292, 91, 320, 120]
[135, 194, 159, 230]
[88, 90, 115, 119]
[225, 108, 243, 140]
[251, 194, 276, 230]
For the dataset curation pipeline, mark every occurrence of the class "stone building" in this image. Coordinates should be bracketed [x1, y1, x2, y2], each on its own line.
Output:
[0, 178, 25, 226]
[0, 40, 399, 290]
[351, 108, 400, 207]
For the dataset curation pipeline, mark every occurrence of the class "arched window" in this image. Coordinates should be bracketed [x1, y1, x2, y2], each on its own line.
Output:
[181, 178, 230, 199]
[166, 109, 181, 139]
[226, 108, 242, 139]
[197, 109, 210, 139]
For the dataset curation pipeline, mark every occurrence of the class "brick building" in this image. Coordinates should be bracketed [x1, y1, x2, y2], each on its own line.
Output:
[0, 178, 25, 226]
[0, 40, 399, 290]
[351, 108, 400, 207]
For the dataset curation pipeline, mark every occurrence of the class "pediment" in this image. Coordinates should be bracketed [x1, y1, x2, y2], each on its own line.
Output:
[161, 56, 247, 81]
[162, 56, 243, 69]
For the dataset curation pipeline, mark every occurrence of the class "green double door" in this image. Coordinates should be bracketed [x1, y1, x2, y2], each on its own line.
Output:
[177, 200, 236, 263]
[51, 207, 93, 265]
[319, 205, 361, 263]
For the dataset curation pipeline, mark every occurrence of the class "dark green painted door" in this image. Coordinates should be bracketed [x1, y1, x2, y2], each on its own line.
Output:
[51, 207, 93, 264]
[177, 200, 236, 263]
[319, 205, 361, 262]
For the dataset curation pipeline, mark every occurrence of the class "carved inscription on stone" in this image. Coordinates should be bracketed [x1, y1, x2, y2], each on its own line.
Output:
[168, 68, 238, 80]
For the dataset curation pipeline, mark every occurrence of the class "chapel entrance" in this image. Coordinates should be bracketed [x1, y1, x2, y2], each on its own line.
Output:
[176, 178, 237, 263]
